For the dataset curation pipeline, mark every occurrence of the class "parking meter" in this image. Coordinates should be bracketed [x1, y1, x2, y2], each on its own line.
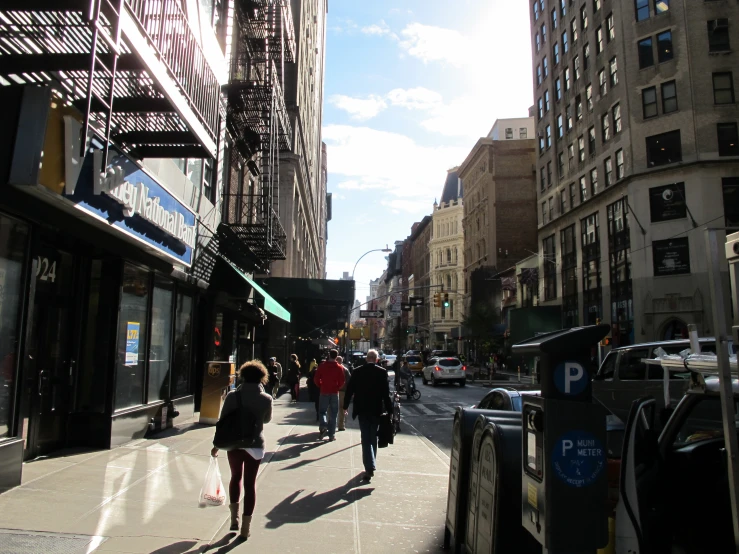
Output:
[512, 325, 610, 554]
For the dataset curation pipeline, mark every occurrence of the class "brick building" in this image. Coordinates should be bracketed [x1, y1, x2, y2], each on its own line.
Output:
[530, 0, 739, 345]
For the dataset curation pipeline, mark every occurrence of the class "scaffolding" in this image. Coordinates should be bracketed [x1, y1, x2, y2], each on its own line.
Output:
[221, 0, 294, 263]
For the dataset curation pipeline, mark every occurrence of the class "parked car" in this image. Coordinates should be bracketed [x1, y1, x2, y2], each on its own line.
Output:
[405, 354, 424, 373]
[474, 387, 541, 411]
[421, 357, 466, 387]
[592, 338, 732, 424]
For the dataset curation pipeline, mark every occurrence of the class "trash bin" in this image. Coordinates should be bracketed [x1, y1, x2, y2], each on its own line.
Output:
[445, 409, 520, 552]
[470, 420, 541, 554]
[199, 361, 234, 424]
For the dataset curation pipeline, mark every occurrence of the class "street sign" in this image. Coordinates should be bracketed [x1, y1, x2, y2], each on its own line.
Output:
[410, 297, 424, 306]
[400, 303, 412, 311]
[551, 430, 605, 488]
[360, 310, 384, 318]
[553, 361, 587, 395]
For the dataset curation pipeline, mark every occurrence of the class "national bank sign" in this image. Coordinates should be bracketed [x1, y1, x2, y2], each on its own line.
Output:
[63, 133, 197, 266]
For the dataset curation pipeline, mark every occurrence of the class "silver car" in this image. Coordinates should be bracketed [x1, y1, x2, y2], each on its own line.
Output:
[421, 357, 466, 387]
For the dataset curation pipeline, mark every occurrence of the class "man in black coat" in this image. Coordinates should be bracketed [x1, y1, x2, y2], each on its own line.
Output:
[343, 349, 393, 482]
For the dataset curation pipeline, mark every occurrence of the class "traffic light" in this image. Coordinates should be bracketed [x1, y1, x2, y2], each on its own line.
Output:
[443, 293, 450, 308]
[600, 337, 611, 346]
[433, 293, 441, 307]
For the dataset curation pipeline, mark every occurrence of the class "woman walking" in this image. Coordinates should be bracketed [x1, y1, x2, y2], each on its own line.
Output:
[211, 360, 273, 540]
[286, 353, 302, 403]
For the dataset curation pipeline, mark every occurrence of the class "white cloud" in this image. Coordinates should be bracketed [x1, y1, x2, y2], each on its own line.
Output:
[323, 124, 468, 204]
[361, 20, 396, 38]
[398, 23, 472, 66]
[329, 94, 387, 121]
[386, 87, 442, 111]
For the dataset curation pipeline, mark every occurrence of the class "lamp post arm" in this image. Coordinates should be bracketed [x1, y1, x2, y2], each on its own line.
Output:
[351, 248, 386, 280]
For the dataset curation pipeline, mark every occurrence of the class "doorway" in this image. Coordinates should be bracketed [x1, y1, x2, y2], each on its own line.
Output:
[25, 241, 78, 458]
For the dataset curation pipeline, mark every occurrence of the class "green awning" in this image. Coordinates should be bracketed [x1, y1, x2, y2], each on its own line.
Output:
[226, 260, 291, 322]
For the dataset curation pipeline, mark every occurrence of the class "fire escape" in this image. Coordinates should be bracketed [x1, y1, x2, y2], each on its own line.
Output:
[219, 0, 295, 271]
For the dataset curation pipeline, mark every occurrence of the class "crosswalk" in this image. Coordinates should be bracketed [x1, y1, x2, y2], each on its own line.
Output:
[398, 401, 466, 418]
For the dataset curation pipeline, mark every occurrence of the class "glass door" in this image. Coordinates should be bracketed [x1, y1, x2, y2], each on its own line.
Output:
[26, 243, 77, 458]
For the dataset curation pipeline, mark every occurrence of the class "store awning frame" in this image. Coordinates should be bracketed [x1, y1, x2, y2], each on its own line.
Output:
[225, 260, 291, 322]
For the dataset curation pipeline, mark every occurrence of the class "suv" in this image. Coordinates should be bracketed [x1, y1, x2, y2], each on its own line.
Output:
[422, 357, 466, 387]
[592, 338, 729, 423]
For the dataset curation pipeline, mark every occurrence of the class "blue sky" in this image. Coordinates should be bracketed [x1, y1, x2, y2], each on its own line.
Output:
[322, 0, 534, 300]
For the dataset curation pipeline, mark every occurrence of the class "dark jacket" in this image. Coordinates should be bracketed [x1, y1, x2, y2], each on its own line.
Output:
[286, 361, 301, 385]
[218, 383, 273, 450]
[343, 362, 393, 419]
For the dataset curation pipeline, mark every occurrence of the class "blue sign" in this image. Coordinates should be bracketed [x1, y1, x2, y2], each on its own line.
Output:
[553, 361, 588, 395]
[125, 322, 140, 366]
[552, 430, 605, 488]
[64, 148, 197, 266]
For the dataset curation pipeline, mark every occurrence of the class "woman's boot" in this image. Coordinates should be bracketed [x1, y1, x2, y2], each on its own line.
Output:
[228, 503, 240, 531]
[240, 515, 252, 539]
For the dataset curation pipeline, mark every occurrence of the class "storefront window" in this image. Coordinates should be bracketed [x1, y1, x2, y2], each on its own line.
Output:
[148, 279, 173, 402]
[115, 264, 150, 410]
[172, 293, 193, 398]
[0, 216, 28, 439]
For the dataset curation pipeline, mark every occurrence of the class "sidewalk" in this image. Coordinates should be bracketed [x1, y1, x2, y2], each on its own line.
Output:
[0, 396, 451, 554]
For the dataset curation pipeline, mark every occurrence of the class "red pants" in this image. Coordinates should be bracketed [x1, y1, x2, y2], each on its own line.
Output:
[227, 450, 261, 515]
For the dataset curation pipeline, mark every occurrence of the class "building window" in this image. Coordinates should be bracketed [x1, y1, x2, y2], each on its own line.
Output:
[609, 57, 618, 87]
[559, 152, 565, 176]
[562, 224, 579, 327]
[556, 78, 562, 100]
[616, 149, 624, 179]
[561, 189, 567, 213]
[570, 182, 577, 207]
[581, 6, 588, 30]
[554, 41, 560, 65]
[608, 198, 633, 347]
[574, 55, 581, 80]
[542, 23, 547, 43]
[713, 72, 735, 105]
[571, 18, 578, 43]
[149, 279, 174, 402]
[549, 196, 555, 218]
[541, 167, 546, 191]
[568, 142, 575, 167]
[538, 97, 544, 119]
[547, 161, 553, 185]
[646, 130, 682, 166]
[563, 30, 569, 53]
[590, 167, 599, 195]
[543, 235, 557, 300]
[545, 89, 551, 111]
[546, 124, 552, 148]
[557, 114, 564, 138]
[543, 55, 549, 77]
[552, 7, 558, 28]
[580, 176, 588, 202]
[582, 213, 602, 325]
[598, 69, 607, 96]
[578, 135, 585, 162]
[566, 104, 573, 130]
[607, 13, 615, 41]
[536, 32, 541, 52]
[537, 65, 542, 86]
[505, 127, 514, 139]
[602, 113, 611, 141]
[708, 19, 730, 53]
[594, 0, 601, 12]
[588, 126, 596, 156]
[534, 1, 540, 20]
[657, 31, 673, 63]
[561, 0, 567, 16]
[661, 81, 677, 113]
[596, 27, 604, 54]
[643, 86, 658, 118]
[718, 123, 739, 156]
[585, 84, 592, 111]
[723, 177, 739, 228]
[542, 201, 547, 223]
[613, 103, 622, 133]
[605, 157, 613, 186]
[635, 0, 649, 22]
[539, 135, 545, 153]
[584, 43, 590, 70]
[565, 67, 571, 90]
[655, 0, 669, 13]
[520, 127, 528, 138]
[638, 37, 654, 68]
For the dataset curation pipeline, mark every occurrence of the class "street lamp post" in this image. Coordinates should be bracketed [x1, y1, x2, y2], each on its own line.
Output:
[347, 246, 392, 353]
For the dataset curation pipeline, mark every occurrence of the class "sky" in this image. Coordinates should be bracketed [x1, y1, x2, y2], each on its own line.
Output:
[322, 0, 534, 302]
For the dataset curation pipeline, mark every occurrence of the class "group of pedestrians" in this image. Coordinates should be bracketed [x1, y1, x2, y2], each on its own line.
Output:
[210, 348, 393, 543]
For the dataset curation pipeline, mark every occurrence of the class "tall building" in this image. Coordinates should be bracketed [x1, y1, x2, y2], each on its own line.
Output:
[459, 118, 538, 317]
[530, 0, 739, 346]
[429, 168, 465, 350]
[270, 0, 329, 279]
[409, 216, 433, 349]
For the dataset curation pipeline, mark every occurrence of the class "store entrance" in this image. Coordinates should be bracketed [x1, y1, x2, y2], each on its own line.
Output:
[25, 242, 78, 459]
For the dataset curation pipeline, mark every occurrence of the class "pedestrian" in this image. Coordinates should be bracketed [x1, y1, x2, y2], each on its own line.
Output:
[336, 356, 352, 432]
[314, 349, 346, 441]
[286, 354, 301, 403]
[210, 360, 272, 540]
[307, 360, 320, 420]
[267, 357, 282, 399]
[343, 349, 393, 482]
[309, 357, 318, 373]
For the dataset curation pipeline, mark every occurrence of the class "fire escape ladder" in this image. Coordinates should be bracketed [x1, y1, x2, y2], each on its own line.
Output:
[82, 0, 124, 169]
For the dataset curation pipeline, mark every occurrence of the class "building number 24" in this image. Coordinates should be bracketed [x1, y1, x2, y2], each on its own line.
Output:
[35, 256, 57, 283]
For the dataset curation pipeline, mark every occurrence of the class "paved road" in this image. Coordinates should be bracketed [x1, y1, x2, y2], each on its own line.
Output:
[389, 372, 492, 457]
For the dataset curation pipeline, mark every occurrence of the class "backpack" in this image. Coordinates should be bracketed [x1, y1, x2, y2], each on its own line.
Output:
[213, 393, 258, 451]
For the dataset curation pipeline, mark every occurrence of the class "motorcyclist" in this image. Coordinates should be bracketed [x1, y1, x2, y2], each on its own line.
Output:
[395, 360, 412, 392]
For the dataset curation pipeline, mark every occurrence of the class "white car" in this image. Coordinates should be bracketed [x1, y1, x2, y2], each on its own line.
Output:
[421, 357, 466, 387]
[383, 354, 397, 367]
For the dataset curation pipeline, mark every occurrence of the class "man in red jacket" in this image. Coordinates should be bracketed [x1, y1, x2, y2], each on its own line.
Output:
[314, 349, 346, 441]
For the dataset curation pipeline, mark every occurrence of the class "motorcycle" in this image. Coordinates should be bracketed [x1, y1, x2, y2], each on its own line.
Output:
[396, 371, 421, 401]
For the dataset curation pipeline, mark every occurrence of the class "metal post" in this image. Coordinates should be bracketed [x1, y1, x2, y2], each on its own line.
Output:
[705, 228, 739, 550]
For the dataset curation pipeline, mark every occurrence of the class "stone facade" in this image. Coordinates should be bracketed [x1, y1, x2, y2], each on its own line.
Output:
[409, 216, 433, 349]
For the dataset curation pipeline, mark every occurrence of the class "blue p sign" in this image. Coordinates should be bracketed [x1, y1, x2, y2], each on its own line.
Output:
[554, 361, 588, 395]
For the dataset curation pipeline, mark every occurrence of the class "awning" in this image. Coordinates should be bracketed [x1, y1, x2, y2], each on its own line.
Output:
[225, 260, 291, 322]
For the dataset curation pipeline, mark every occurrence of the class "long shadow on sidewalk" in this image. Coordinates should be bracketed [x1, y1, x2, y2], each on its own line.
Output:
[277, 443, 359, 471]
[264, 475, 373, 528]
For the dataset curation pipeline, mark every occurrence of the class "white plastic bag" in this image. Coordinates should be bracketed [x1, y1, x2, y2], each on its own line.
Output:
[199, 457, 226, 507]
